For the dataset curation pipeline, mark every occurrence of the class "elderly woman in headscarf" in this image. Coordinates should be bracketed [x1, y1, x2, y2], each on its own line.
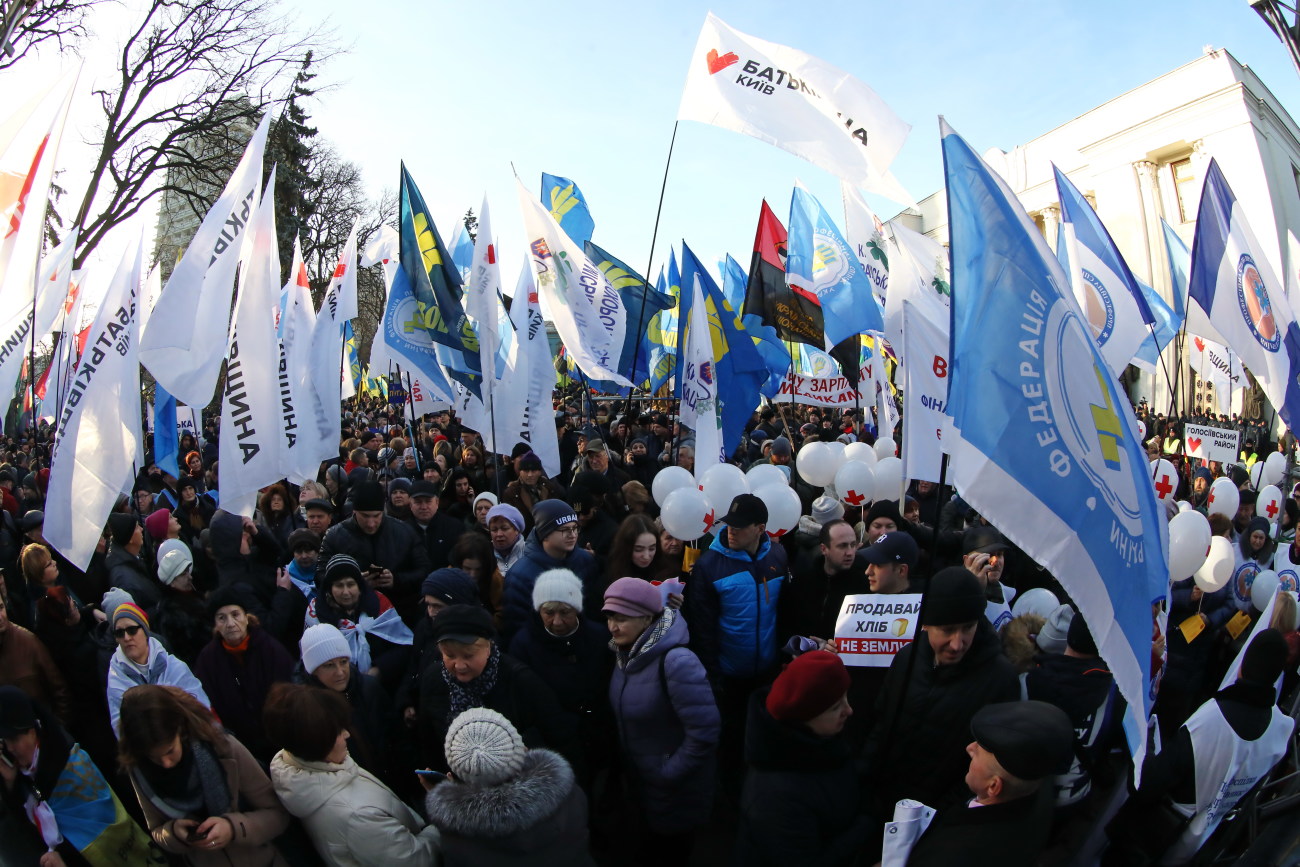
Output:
[305, 554, 413, 690]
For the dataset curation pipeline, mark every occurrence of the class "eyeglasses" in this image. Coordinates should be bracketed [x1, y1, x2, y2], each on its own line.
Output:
[556, 527, 580, 536]
[113, 625, 143, 639]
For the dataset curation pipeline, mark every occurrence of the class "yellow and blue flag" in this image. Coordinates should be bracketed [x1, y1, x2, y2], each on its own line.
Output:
[586, 241, 672, 392]
[398, 163, 481, 398]
[647, 260, 679, 394]
[541, 172, 595, 246]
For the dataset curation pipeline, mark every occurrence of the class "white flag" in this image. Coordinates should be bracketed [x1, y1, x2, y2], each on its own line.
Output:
[516, 178, 632, 387]
[1189, 333, 1244, 415]
[869, 340, 898, 441]
[219, 170, 284, 517]
[140, 114, 270, 407]
[678, 13, 909, 191]
[680, 274, 723, 479]
[841, 183, 891, 309]
[499, 265, 561, 477]
[884, 220, 950, 354]
[466, 197, 502, 387]
[280, 237, 324, 484]
[0, 227, 80, 400]
[307, 219, 360, 463]
[46, 237, 142, 571]
[901, 304, 949, 484]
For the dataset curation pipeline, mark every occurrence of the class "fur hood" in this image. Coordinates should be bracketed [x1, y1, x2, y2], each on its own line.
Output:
[425, 748, 574, 838]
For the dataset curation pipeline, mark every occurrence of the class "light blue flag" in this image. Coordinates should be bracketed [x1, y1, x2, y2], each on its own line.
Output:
[153, 382, 180, 477]
[449, 222, 475, 283]
[722, 254, 747, 312]
[786, 186, 884, 347]
[1160, 218, 1189, 321]
[1131, 279, 1181, 371]
[942, 120, 1168, 780]
[540, 173, 595, 247]
[383, 261, 456, 402]
[648, 264, 678, 394]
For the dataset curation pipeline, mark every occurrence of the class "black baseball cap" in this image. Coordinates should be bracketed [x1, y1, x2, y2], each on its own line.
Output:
[721, 493, 768, 528]
[302, 498, 333, 514]
[963, 526, 1009, 556]
[860, 531, 919, 568]
[410, 480, 440, 499]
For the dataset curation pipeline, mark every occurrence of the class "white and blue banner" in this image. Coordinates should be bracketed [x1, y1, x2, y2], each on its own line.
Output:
[942, 120, 1168, 781]
[1054, 165, 1152, 379]
[1189, 159, 1300, 431]
[680, 274, 724, 479]
[786, 186, 884, 348]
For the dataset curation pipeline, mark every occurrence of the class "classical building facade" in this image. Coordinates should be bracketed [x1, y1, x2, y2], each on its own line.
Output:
[895, 48, 1300, 421]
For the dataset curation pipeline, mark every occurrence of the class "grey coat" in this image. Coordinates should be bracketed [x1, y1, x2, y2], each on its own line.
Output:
[608, 608, 720, 833]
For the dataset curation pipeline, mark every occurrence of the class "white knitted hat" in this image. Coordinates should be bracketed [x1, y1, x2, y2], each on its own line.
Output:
[531, 568, 584, 612]
[444, 708, 526, 786]
[299, 624, 350, 675]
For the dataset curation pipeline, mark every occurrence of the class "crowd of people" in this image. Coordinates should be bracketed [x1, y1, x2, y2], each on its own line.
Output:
[0, 393, 1296, 866]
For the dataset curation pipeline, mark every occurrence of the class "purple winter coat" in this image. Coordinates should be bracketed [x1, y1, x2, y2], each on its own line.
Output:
[193, 627, 295, 763]
[608, 608, 720, 834]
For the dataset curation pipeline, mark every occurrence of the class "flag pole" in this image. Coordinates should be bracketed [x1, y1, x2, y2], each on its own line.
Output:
[630, 122, 680, 398]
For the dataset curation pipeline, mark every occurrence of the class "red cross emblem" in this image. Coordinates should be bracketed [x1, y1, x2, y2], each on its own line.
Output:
[844, 489, 866, 506]
[1267, 500, 1279, 519]
[1155, 475, 1173, 499]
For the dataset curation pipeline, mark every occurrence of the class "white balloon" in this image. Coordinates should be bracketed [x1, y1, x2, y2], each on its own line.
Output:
[1264, 451, 1287, 488]
[874, 438, 898, 459]
[1249, 461, 1266, 492]
[1148, 459, 1178, 501]
[843, 442, 879, 468]
[1136, 419, 1147, 441]
[1206, 478, 1240, 519]
[1168, 510, 1212, 581]
[872, 456, 904, 503]
[699, 463, 750, 515]
[746, 463, 788, 491]
[1177, 500, 1193, 513]
[797, 440, 838, 487]
[1252, 569, 1281, 611]
[753, 482, 801, 539]
[825, 441, 847, 475]
[1193, 536, 1234, 592]
[1257, 484, 1284, 527]
[833, 460, 875, 509]
[659, 487, 714, 542]
[651, 465, 694, 506]
[1011, 587, 1060, 619]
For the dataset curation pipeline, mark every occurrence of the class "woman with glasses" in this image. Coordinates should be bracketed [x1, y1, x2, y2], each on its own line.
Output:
[106, 601, 210, 737]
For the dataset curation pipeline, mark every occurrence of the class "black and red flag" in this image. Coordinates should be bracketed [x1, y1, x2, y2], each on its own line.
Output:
[743, 199, 824, 348]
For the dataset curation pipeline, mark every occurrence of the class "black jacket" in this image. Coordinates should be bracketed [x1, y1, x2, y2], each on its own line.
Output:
[105, 546, 161, 612]
[862, 618, 1020, 813]
[318, 513, 431, 617]
[734, 690, 871, 866]
[907, 786, 1055, 866]
[405, 511, 466, 571]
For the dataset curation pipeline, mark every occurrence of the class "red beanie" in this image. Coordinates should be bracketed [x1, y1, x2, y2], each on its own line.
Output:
[765, 650, 850, 723]
[144, 508, 171, 541]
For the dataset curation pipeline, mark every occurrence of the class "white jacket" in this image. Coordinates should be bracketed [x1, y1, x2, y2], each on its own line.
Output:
[106, 636, 210, 734]
[270, 750, 439, 866]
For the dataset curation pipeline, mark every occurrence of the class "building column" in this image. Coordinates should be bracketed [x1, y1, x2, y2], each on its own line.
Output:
[1040, 205, 1061, 252]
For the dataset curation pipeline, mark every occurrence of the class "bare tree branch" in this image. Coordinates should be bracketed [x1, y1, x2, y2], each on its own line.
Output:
[0, 0, 104, 70]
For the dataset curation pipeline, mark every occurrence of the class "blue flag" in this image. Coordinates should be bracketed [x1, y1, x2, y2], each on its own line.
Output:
[678, 242, 767, 451]
[942, 120, 1167, 779]
[1131, 279, 1181, 372]
[398, 164, 481, 398]
[586, 241, 673, 392]
[153, 382, 179, 477]
[1160, 218, 1190, 321]
[384, 261, 456, 403]
[786, 186, 884, 347]
[448, 222, 475, 283]
[540, 173, 595, 246]
[722, 254, 747, 312]
[647, 264, 678, 394]
[722, 252, 790, 397]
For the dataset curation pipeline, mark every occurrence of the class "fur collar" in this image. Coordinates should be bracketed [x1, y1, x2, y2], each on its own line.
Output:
[425, 748, 573, 837]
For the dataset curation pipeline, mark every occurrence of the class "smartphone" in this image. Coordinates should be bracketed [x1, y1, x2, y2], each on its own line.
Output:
[190, 825, 210, 841]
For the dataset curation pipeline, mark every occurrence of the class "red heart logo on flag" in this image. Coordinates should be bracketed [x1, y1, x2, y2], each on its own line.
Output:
[706, 49, 739, 75]
[1194, 337, 1205, 352]
[1187, 436, 1202, 453]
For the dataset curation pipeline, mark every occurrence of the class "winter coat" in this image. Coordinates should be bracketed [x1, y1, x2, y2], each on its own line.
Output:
[207, 513, 302, 644]
[500, 535, 602, 647]
[509, 616, 612, 715]
[405, 511, 467, 571]
[132, 732, 290, 867]
[105, 545, 161, 612]
[317, 513, 431, 615]
[609, 608, 720, 833]
[0, 621, 71, 720]
[906, 787, 1056, 866]
[501, 478, 566, 533]
[270, 750, 439, 867]
[293, 663, 392, 780]
[107, 636, 211, 734]
[33, 611, 108, 739]
[424, 748, 595, 867]
[685, 528, 790, 680]
[193, 628, 295, 763]
[419, 649, 577, 772]
[150, 585, 211, 666]
[734, 690, 871, 866]
[862, 617, 1019, 813]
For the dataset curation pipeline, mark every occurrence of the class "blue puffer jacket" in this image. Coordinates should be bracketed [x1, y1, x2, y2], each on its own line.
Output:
[609, 608, 719, 834]
[685, 529, 789, 680]
[500, 534, 602, 648]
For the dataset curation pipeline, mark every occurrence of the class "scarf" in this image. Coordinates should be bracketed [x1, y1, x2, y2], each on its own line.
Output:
[132, 739, 230, 822]
[334, 605, 413, 673]
[613, 608, 675, 670]
[17, 745, 62, 851]
[441, 641, 501, 721]
[221, 632, 251, 663]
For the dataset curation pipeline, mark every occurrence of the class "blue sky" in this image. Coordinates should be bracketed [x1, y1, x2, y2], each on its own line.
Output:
[11, 0, 1300, 298]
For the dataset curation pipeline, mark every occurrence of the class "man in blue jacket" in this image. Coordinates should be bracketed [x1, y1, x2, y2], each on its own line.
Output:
[499, 499, 602, 648]
[685, 492, 791, 795]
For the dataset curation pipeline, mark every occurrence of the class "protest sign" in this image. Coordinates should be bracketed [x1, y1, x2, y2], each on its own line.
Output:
[833, 593, 922, 667]
[1183, 423, 1240, 464]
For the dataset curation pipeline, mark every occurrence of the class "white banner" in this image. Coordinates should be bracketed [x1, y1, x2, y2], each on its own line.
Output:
[46, 238, 142, 571]
[841, 182, 890, 309]
[834, 593, 922, 667]
[1188, 333, 1243, 415]
[0, 227, 79, 401]
[678, 13, 910, 191]
[902, 304, 949, 484]
[140, 114, 270, 407]
[220, 171, 285, 517]
[1183, 423, 1240, 465]
[499, 265, 562, 477]
[307, 219, 360, 469]
[774, 363, 871, 407]
[681, 274, 723, 478]
[281, 237, 329, 484]
[516, 178, 631, 387]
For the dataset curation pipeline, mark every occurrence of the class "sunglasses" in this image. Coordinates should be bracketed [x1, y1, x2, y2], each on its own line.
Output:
[113, 625, 143, 639]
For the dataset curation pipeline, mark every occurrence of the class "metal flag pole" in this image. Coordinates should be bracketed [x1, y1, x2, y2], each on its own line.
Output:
[629, 121, 681, 399]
